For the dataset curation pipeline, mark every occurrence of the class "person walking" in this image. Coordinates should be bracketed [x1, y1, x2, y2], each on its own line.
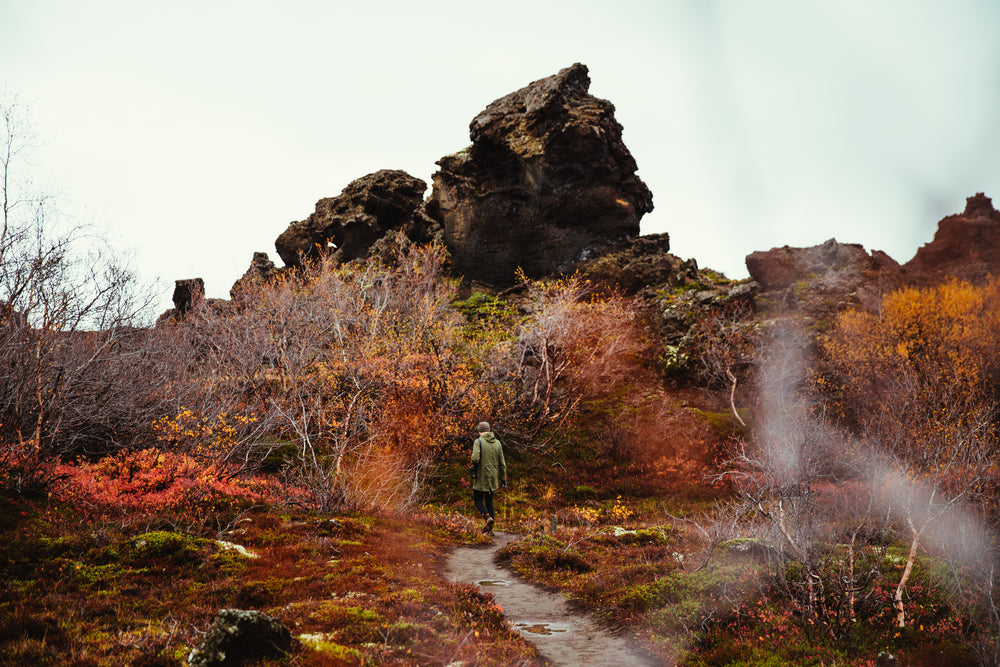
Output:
[470, 421, 507, 535]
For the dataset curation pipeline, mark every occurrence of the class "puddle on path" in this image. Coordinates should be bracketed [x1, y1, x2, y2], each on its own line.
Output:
[476, 579, 512, 587]
[516, 621, 569, 635]
[447, 532, 659, 667]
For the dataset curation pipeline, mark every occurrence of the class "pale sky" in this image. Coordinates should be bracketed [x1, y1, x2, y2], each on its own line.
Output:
[3, 0, 1000, 315]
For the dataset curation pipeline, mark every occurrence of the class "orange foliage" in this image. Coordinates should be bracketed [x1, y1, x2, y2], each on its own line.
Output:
[513, 274, 708, 471]
[515, 274, 651, 428]
[152, 409, 257, 461]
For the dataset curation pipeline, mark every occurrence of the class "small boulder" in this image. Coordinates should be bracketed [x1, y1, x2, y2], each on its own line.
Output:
[875, 651, 898, 666]
[188, 609, 295, 666]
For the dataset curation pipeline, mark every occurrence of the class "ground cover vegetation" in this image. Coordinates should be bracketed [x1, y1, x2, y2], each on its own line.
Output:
[4, 93, 1000, 665]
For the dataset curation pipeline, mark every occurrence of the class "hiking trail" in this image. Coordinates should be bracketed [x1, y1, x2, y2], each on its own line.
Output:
[447, 532, 659, 666]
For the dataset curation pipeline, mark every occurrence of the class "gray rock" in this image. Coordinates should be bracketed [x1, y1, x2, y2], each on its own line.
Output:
[875, 651, 898, 666]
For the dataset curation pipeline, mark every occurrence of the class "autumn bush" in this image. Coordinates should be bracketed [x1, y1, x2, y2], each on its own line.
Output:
[155, 243, 523, 511]
[510, 273, 704, 470]
[821, 277, 1000, 438]
[820, 278, 1000, 530]
[814, 279, 1000, 656]
[514, 274, 649, 418]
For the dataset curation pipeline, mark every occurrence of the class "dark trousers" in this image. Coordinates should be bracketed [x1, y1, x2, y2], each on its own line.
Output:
[473, 490, 496, 519]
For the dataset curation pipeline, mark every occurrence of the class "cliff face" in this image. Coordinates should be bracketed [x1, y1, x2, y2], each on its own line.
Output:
[904, 192, 1000, 284]
[428, 63, 653, 286]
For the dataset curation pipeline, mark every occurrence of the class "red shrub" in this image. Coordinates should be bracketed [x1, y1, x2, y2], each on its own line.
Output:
[54, 448, 289, 515]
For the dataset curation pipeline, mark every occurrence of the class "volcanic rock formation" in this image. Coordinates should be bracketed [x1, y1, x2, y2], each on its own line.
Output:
[744, 237, 905, 318]
[745, 238, 901, 294]
[230, 251, 278, 301]
[572, 233, 692, 294]
[157, 276, 234, 324]
[428, 63, 654, 286]
[274, 169, 439, 268]
[172, 278, 205, 315]
[904, 192, 1000, 284]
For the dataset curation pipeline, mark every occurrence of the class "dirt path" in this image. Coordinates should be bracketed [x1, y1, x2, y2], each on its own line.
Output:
[447, 532, 659, 667]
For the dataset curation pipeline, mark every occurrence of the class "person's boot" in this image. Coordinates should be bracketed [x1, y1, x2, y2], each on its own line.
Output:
[484, 516, 495, 535]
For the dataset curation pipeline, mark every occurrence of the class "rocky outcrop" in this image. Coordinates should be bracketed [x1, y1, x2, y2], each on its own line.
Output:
[745, 238, 904, 314]
[745, 238, 900, 293]
[274, 169, 439, 268]
[157, 277, 233, 325]
[429, 63, 654, 286]
[573, 233, 668, 292]
[188, 609, 295, 666]
[230, 251, 278, 301]
[173, 278, 206, 315]
[654, 276, 761, 380]
[572, 233, 705, 295]
[904, 192, 1000, 284]
[156, 278, 207, 324]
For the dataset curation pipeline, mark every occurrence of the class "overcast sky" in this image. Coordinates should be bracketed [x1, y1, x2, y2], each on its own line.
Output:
[3, 0, 1000, 314]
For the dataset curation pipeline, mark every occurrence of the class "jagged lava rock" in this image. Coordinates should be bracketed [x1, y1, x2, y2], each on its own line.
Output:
[230, 251, 278, 301]
[429, 63, 654, 286]
[745, 238, 905, 319]
[157, 277, 231, 325]
[173, 278, 206, 315]
[274, 169, 439, 268]
[573, 233, 699, 294]
[904, 192, 1000, 284]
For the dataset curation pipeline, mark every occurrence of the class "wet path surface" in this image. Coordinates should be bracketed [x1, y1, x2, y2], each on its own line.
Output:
[447, 532, 659, 666]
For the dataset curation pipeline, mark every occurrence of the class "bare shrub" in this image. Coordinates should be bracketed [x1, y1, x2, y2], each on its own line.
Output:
[166, 243, 506, 511]
[709, 323, 897, 640]
[512, 274, 654, 452]
[822, 280, 1000, 639]
[685, 299, 760, 425]
[0, 92, 159, 493]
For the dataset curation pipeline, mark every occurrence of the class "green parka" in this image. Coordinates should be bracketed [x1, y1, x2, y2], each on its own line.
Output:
[471, 432, 507, 493]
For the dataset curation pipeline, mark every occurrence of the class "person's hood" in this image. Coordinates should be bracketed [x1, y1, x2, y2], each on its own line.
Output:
[480, 432, 498, 444]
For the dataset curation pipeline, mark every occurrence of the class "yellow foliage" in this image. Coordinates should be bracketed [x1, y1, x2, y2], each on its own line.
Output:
[821, 277, 1000, 464]
[824, 278, 1000, 401]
